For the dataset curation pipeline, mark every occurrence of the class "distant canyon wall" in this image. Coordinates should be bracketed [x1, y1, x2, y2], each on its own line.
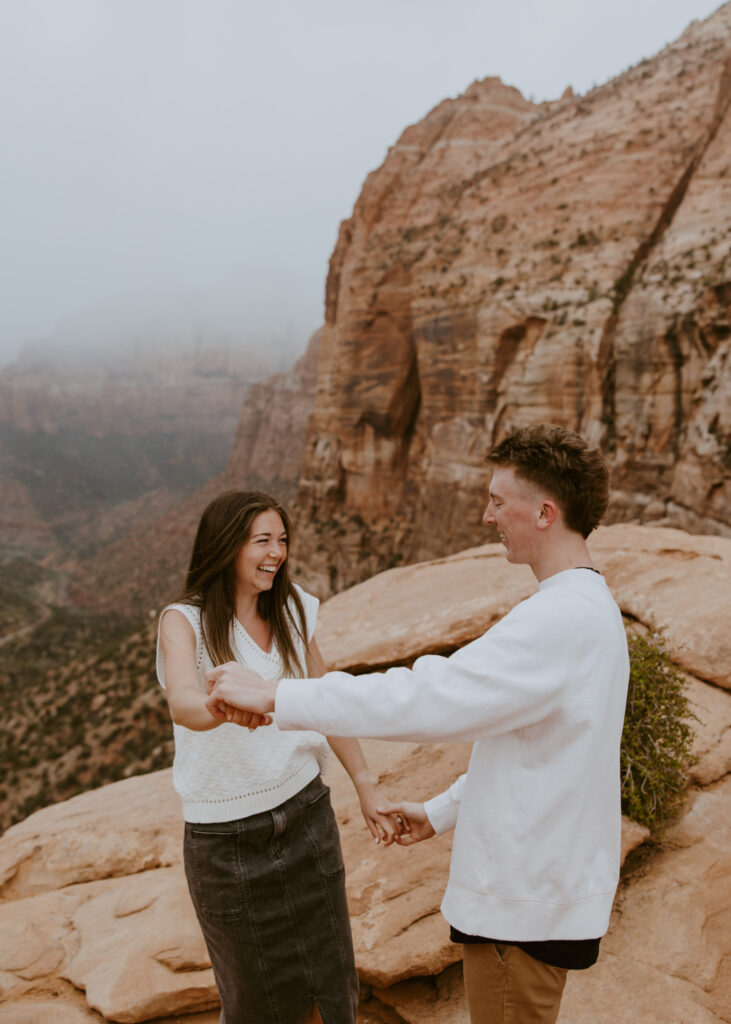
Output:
[0, 341, 274, 559]
[292, 6, 731, 595]
[227, 328, 321, 502]
[67, 331, 321, 614]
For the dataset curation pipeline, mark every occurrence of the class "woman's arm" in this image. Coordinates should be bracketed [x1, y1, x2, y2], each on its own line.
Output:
[160, 610, 265, 731]
[308, 638, 407, 845]
[159, 610, 222, 730]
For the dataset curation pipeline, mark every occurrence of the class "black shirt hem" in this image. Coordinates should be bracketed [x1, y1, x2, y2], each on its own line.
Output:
[450, 926, 600, 971]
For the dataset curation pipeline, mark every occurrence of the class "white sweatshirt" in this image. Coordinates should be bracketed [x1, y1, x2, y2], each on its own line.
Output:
[276, 568, 629, 941]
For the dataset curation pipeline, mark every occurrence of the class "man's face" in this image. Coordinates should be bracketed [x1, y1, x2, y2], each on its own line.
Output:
[482, 466, 546, 565]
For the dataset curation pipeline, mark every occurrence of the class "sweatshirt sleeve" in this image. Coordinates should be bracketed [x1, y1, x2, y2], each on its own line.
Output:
[275, 591, 574, 743]
[424, 773, 466, 834]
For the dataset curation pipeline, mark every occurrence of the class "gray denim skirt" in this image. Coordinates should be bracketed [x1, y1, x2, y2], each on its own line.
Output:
[183, 774, 358, 1024]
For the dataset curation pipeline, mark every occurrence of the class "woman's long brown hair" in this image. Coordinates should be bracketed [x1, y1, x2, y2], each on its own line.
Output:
[179, 490, 308, 677]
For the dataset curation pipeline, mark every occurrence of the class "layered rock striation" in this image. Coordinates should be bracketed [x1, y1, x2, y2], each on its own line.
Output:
[292, 5, 731, 595]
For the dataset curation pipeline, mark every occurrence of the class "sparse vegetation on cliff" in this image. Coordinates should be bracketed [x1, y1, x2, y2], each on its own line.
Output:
[0, 609, 173, 832]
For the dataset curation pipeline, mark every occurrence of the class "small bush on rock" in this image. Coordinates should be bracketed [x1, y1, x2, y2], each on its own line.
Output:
[621, 630, 697, 833]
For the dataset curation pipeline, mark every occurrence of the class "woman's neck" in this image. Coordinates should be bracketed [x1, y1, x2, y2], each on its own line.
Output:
[235, 589, 261, 625]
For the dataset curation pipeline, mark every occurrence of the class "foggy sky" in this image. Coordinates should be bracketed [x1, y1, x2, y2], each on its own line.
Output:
[0, 0, 722, 368]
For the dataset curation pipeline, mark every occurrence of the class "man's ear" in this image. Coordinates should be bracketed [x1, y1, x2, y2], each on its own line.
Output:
[536, 498, 559, 530]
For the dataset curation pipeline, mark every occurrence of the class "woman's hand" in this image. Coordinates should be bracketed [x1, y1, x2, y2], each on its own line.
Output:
[356, 780, 410, 846]
[321, 716, 407, 847]
[376, 800, 435, 846]
[207, 699, 272, 730]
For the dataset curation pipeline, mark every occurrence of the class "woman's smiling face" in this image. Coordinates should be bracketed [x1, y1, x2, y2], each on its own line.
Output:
[234, 509, 288, 596]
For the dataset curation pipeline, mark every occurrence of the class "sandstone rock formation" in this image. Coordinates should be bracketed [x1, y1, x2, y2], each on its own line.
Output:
[318, 523, 731, 690]
[226, 328, 321, 502]
[291, 4, 731, 597]
[0, 524, 728, 1023]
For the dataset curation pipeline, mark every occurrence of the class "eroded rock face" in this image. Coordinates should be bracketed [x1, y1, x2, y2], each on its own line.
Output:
[0, 525, 728, 1022]
[226, 329, 322, 503]
[292, 5, 731, 597]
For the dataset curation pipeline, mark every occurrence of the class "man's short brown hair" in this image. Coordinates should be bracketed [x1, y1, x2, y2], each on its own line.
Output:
[485, 424, 609, 538]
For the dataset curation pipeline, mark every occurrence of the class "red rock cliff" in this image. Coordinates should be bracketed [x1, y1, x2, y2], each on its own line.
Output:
[292, 5, 731, 594]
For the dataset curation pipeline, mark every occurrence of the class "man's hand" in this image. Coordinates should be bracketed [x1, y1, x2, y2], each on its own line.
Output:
[205, 662, 278, 722]
[376, 800, 436, 846]
[356, 781, 409, 846]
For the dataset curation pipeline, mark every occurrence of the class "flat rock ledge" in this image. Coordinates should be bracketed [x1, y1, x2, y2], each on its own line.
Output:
[0, 524, 728, 1022]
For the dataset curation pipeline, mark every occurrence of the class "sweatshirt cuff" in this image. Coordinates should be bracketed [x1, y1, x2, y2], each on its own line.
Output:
[424, 789, 459, 835]
[276, 678, 319, 731]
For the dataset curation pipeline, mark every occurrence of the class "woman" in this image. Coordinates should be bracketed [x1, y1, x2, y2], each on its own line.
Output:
[156, 490, 401, 1024]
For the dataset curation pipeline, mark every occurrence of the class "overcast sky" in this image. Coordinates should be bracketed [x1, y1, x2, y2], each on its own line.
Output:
[0, 0, 722, 368]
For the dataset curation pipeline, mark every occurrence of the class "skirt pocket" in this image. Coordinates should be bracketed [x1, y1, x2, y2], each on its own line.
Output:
[184, 823, 247, 919]
[300, 780, 346, 877]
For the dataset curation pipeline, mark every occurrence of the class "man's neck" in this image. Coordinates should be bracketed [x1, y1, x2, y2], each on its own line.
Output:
[530, 535, 595, 583]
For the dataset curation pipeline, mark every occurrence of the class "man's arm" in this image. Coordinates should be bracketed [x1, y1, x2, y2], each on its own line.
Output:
[206, 595, 571, 745]
[277, 600, 571, 742]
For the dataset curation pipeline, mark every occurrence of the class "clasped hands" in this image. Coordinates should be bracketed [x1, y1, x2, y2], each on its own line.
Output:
[204, 662, 436, 847]
[205, 661, 274, 729]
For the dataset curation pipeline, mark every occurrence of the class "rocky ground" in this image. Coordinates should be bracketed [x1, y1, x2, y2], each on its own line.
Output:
[0, 524, 728, 1023]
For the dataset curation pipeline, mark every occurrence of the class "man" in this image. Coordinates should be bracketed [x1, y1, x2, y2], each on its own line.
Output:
[206, 424, 630, 1024]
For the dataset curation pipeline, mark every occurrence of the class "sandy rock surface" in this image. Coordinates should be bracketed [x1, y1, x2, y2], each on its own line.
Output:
[317, 546, 536, 670]
[0, 1005, 102, 1024]
[371, 780, 731, 1024]
[586, 779, 731, 1023]
[590, 524, 731, 689]
[0, 526, 728, 1021]
[319, 523, 731, 689]
[0, 771, 182, 901]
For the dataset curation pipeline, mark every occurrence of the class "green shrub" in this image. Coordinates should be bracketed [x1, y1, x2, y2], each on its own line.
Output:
[621, 630, 697, 833]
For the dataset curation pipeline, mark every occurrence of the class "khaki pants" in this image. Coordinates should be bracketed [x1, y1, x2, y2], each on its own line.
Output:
[462, 943, 568, 1024]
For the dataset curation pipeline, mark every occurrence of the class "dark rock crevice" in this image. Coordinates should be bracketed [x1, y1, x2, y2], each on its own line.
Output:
[599, 56, 731, 454]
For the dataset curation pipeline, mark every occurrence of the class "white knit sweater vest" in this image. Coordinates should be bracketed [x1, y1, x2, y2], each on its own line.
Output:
[156, 584, 328, 822]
